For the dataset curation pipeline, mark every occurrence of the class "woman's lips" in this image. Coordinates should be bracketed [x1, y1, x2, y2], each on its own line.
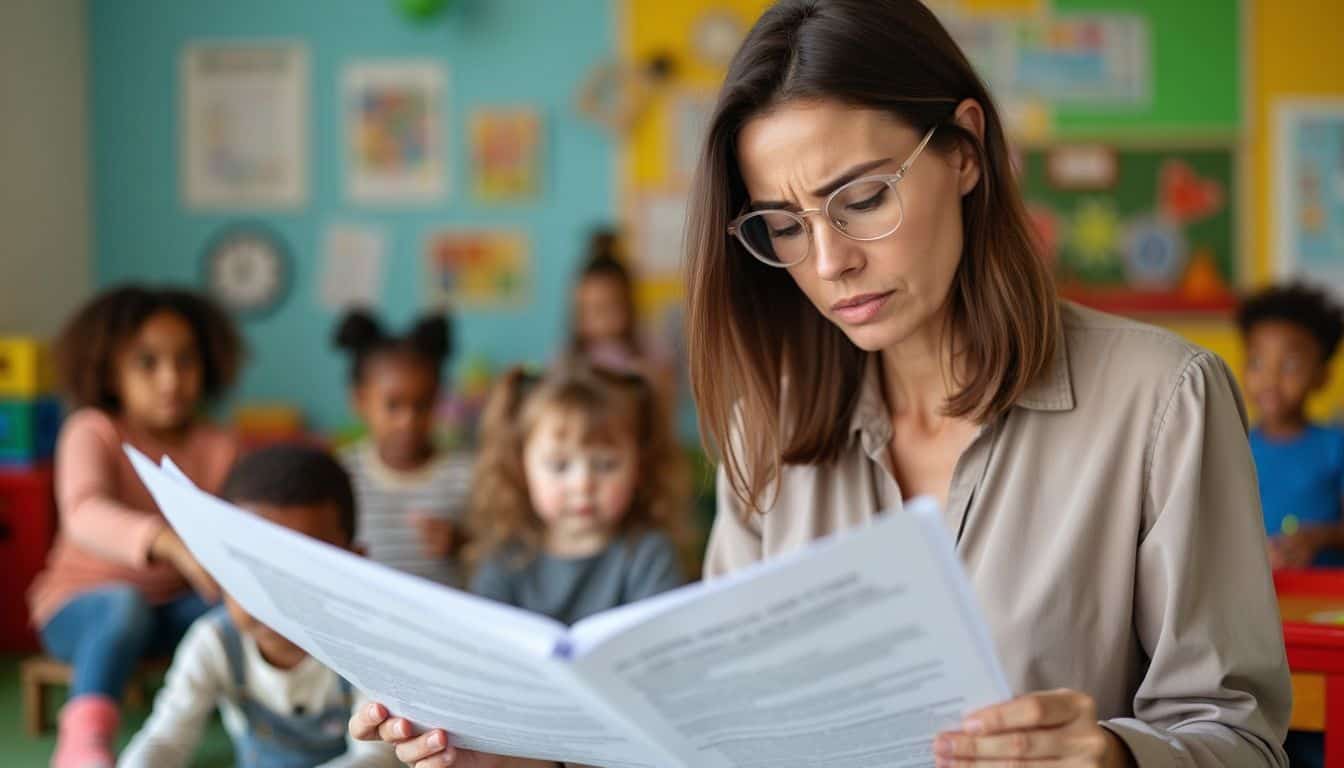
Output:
[831, 291, 894, 324]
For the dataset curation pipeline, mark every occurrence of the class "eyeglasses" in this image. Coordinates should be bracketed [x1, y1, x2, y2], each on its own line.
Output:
[727, 125, 938, 268]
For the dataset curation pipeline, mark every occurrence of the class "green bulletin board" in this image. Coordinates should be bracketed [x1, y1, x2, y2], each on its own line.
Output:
[1020, 145, 1238, 313]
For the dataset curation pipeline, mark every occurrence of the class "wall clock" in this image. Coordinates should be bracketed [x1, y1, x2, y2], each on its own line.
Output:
[202, 224, 290, 317]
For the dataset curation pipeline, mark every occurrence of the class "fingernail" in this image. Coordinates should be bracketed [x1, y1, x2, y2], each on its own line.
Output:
[964, 718, 985, 734]
[398, 720, 410, 738]
[934, 736, 951, 755]
[428, 731, 445, 749]
[367, 703, 380, 718]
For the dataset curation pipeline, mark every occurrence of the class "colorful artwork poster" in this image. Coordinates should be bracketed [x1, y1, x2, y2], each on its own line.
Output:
[1021, 146, 1237, 315]
[1276, 101, 1344, 297]
[425, 230, 530, 308]
[182, 42, 308, 208]
[936, 10, 1150, 137]
[345, 60, 446, 203]
[470, 107, 543, 202]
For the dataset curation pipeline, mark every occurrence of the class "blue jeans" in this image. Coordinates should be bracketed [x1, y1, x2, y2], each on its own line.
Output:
[40, 584, 212, 698]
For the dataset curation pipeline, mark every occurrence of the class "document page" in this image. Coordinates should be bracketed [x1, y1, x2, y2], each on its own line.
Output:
[128, 448, 666, 768]
[568, 499, 1011, 768]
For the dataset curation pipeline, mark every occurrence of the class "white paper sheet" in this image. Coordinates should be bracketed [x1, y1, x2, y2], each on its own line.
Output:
[129, 448, 664, 767]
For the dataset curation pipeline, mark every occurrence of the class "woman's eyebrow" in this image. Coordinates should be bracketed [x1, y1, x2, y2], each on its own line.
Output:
[748, 157, 892, 211]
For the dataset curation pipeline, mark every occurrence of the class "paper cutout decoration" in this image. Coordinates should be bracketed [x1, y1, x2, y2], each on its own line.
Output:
[1070, 199, 1122, 268]
[1159, 160, 1224, 224]
[1123, 217, 1187, 290]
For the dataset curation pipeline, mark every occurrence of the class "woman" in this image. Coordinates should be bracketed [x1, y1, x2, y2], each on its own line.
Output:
[352, 1, 1290, 766]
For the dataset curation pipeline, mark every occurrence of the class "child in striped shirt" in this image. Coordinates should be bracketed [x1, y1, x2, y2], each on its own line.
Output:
[333, 310, 472, 587]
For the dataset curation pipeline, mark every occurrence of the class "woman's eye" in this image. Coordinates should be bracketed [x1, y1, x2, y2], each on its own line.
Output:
[770, 223, 804, 239]
[845, 187, 887, 212]
[547, 459, 569, 473]
[593, 457, 620, 473]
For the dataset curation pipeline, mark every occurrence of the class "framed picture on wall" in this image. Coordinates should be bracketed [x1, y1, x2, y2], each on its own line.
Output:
[1275, 99, 1344, 298]
[344, 60, 448, 204]
[181, 42, 309, 209]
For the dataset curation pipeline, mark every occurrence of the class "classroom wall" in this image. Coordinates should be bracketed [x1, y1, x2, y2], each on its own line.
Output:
[89, 0, 616, 432]
[0, 0, 91, 339]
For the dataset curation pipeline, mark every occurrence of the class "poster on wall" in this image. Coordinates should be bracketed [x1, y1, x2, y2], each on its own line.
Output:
[320, 223, 385, 310]
[425, 229, 531, 308]
[181, 42, 308, 209]
[469, 107, 543, 203]
[344, 60, 447, 203]
[1276, 100, 1344, 298]
[937, 9, 1150, 138]
[633, 193, 689, 280]
[670, 92, 716, 183]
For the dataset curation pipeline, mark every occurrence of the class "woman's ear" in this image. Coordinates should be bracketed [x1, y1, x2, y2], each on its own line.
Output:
[952, 98, 986, 196]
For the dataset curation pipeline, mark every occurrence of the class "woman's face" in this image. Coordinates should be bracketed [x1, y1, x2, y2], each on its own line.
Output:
[735, 99, 981, 353]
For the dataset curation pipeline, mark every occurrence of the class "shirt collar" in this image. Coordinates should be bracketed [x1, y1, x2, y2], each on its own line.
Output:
[848, 329, 1075, 446]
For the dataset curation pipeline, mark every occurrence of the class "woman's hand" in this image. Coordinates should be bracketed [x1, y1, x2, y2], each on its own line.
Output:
[933, 690, 1135, 768]
[150, 528, 220, 602]
[349, 702, 554, 768]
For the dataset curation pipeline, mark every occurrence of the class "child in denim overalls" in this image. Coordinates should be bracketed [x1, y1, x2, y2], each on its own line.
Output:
[118, 445, 397, 768]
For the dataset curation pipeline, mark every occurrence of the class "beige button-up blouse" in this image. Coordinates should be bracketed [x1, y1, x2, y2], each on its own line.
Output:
[705, 302, 1291, 767]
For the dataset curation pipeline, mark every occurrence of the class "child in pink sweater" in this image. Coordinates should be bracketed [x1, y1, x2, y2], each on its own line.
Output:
[27, 285, 244, 768]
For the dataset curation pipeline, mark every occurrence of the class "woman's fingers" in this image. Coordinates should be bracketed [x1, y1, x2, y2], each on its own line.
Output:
[963, 690, 1090, 734]
[936, 727, 1109, 760]
[348, 702, 389, 741]
[394, 729, 451, 764]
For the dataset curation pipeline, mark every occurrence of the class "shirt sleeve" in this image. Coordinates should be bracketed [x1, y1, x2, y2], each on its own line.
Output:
[117, 618, 228, 768]
[623, 532, 684, 602]
[57, 410, 166, 567]
[703, 464, 764, 580]
[314, 691, 401, 768]
[1101, 352, 1291, 768]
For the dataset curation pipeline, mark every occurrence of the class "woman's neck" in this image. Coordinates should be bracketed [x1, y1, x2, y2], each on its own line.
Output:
[878, 311, 967, 424]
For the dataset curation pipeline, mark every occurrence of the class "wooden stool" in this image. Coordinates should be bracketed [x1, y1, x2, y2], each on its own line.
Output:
[20, 655, 169, 737]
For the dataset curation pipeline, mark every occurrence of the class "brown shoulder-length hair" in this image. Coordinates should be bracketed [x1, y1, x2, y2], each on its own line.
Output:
[686, 0, 1059, 514]
[54, 284, 245, 413]
[466, 365, 689, 566]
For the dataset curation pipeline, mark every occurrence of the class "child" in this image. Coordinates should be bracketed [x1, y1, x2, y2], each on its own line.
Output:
[334, 309, 472, 587]
[467, 365, 689, 625]
[1239, 282, 1344, 570]
[118, 444, 397, 768]
[561, 230, 646, 374]
[27, 285, 243, 768]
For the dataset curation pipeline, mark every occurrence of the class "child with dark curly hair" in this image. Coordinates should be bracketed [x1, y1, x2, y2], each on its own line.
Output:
[1238, 282, 1344, 571]
[28, 285, 245, 768]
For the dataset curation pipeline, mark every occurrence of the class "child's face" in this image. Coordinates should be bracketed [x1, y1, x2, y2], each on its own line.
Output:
[115, 310, 203, 432]
[353, 355, 439, 468]
[523, 410, 638, 545]
[1244, 320, 1327, 424]
[224, 501, 352, 670]
[576, 275, 630, 345]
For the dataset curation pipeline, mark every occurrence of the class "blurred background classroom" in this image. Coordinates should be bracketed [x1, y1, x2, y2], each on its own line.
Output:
[3, 0, 1344, 765]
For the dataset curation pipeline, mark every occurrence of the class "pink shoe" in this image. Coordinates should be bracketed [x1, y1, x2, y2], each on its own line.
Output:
[51, 694, 119, 768]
